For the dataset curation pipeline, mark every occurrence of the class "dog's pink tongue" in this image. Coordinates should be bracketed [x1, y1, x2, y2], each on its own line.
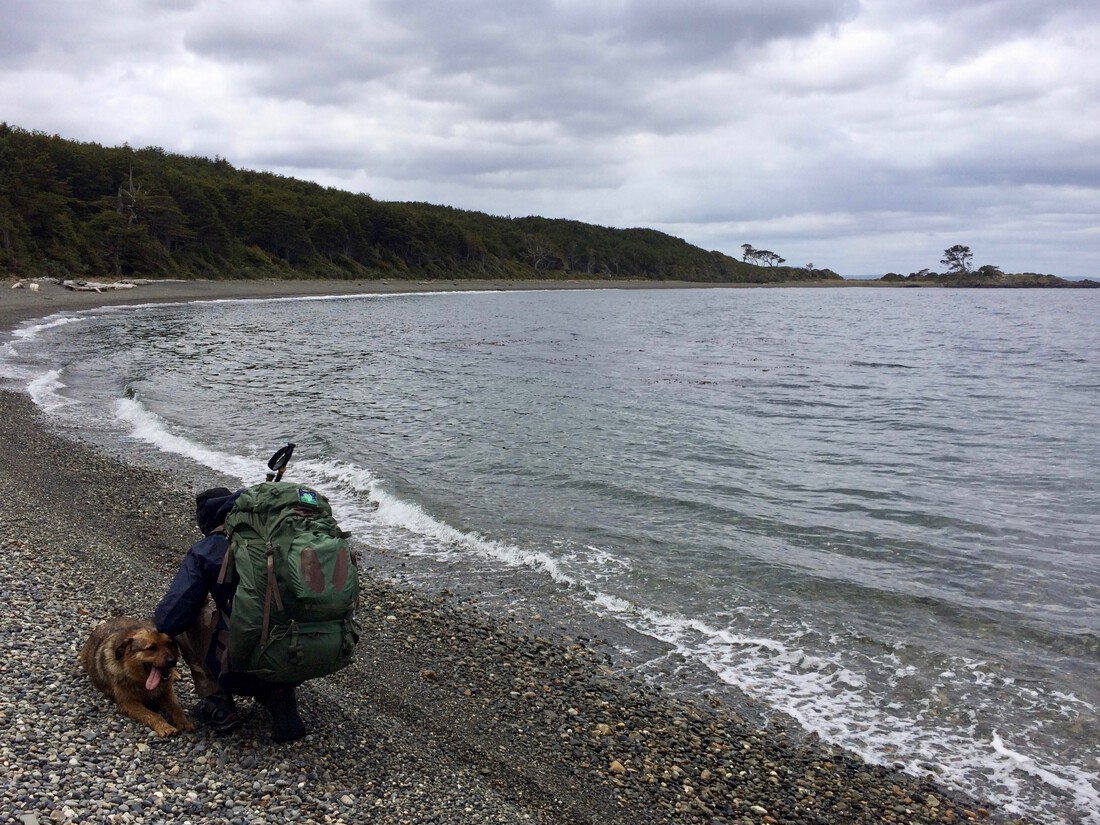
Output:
[145, 667, 163, 691]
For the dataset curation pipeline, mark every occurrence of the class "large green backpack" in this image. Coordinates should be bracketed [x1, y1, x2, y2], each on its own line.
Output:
[217, 482, 360, 683]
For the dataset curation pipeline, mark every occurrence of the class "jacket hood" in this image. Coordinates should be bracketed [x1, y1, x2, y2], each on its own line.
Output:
[196, 488, 241, 536]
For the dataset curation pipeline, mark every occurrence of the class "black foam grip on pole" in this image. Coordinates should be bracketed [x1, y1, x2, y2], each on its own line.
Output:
[268, 443, 296, 478]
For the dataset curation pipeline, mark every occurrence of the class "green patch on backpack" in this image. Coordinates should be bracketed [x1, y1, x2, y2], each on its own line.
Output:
[219, 481, 360, 683]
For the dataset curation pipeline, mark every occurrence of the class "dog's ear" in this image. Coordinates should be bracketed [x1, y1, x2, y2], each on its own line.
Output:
[114, 634, 135, 661]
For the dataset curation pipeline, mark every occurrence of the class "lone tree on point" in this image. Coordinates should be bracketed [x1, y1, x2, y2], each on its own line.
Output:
[740, 244, 786, 267]
[941, 244, 974, 273]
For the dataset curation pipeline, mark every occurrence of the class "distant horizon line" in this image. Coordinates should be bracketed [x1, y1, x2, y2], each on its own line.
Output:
[843, 273, 1091, 281]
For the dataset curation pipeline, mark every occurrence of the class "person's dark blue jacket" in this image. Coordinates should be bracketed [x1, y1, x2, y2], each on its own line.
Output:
[155, 490, 241, 640]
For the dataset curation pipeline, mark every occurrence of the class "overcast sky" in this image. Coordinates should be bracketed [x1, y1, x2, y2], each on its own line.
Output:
[3, 1, 1098, 277]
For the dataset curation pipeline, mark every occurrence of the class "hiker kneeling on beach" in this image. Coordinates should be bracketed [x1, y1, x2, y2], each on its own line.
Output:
[155, 487, 304, 741]
[155, 483, 360, 742]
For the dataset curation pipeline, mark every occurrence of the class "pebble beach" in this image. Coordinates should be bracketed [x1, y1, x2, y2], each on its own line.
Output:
[0, 278, 1034, 824]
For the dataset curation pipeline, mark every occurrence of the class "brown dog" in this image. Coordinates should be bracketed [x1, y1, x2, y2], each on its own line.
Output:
[80, 616, 195, 737]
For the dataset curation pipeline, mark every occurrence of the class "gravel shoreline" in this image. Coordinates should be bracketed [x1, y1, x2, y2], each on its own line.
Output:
[1, 279, 1034, 824]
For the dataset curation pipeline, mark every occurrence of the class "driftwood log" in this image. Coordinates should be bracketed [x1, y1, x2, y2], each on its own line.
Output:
[62, 280, 136, 292]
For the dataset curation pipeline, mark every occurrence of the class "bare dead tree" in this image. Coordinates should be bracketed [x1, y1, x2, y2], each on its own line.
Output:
[117, 166, 143, 225]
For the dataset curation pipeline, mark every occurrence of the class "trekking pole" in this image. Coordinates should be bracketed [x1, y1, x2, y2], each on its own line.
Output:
[266, 443, 296, 482]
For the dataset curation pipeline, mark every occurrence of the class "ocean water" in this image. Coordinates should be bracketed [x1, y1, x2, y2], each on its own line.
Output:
[3, 286, 1098, 823]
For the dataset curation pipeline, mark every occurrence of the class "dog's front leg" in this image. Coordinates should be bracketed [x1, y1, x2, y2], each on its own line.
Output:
[116, 698, 179, 737]
[160, 695, 195, 733]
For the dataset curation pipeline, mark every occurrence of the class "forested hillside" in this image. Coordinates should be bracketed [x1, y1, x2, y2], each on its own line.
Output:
[0, 125, 839, 283]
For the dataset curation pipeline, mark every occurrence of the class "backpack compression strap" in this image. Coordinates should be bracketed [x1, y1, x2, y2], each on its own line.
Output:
[260, 545, 285, 647]
[217, 531, 286, 648]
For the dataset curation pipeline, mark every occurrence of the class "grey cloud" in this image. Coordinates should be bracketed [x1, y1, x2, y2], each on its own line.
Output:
[940, 150, 1100, 190]
[185, 10, 381, 65]
[215, 0, 862, 137]
[160, 0, 853, 178]
[616, 0, 860, 58]
[255, 118, 627, 192]
[380, 0, 858, 69]
[0, 0, 188, 70]
[888, 0, 1095, 49]
[0, 1, 108, 67]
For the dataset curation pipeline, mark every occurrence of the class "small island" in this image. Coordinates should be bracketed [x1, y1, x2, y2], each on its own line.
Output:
[876, 245, 1098, 288]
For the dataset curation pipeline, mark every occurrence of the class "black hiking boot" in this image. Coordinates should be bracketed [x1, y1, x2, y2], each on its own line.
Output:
[258, 684, 306, 743]
[192, 692, 241, 734]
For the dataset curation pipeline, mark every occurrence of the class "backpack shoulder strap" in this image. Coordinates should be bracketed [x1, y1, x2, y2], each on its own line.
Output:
[215, 528, 234, 585]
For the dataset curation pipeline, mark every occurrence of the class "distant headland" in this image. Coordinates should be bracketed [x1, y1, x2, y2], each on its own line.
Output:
[2, 124, 1095, 288]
